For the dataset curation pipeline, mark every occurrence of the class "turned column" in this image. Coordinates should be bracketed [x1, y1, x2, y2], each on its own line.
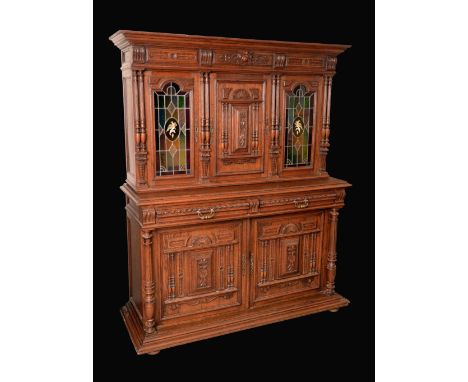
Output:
[134, 70, 147, 186]
[269, 74, 280, 176]
[325, 208, 339, 295]
[319, 75, 333, 174]
[200, 72, 211, 180]
[142, 230, 155, 333]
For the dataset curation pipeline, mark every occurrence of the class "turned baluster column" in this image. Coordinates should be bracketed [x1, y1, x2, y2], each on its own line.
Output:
[270, 74, 280, 176]
[134, 70, 147, 186]
[200, 72, 211, 180]
[325, 208, 339, 295]
[320, 75, 333, 174]
[142, 230, 155, 333]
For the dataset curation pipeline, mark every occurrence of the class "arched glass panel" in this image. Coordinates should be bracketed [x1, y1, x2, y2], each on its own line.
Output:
[154, 82, 191, 176]
[284, 85, 314, 168]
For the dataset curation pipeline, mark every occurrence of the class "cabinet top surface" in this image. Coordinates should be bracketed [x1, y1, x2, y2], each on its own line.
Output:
[109, 30, 351, 55]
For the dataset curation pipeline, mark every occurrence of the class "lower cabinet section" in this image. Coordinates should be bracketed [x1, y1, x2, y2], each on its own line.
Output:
[122, 206, 348, 354]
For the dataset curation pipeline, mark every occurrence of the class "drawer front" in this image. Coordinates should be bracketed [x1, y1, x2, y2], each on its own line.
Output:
[158, 221, 244, 320]
[250, 212, 324, 306]
[258, 191, 337, 215]
[151, 199, 251, 226]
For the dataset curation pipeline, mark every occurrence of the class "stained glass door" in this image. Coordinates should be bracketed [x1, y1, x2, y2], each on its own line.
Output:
[279, 77, 321, 175]
[154, 81, 191, 176]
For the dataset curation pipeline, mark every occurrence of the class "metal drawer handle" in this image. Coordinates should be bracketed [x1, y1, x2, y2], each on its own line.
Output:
[197, 208, 215, 220]
[294, 198, 309, 209]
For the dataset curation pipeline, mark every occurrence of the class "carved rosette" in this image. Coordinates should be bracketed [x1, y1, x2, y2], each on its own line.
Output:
[325, 209, 339, 295]
[218, 50, 271, 65]
[142, 230, 156, 333]
[320, 76, 333, 174]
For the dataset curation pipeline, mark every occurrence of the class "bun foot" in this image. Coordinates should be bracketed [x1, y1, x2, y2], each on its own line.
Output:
[329, 308, 339, 313]
[148, 350, 160, 355]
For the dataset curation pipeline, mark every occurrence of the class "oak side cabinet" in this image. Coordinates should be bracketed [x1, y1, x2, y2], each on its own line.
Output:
[110, 30, 351, 355]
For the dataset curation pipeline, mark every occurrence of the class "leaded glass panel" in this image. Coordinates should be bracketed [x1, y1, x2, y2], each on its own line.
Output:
[154, 82, 191, 176]
[284, 85, 314, 168]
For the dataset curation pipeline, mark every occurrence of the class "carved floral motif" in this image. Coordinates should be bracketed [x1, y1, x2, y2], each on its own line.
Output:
[217, 50, 272, 66]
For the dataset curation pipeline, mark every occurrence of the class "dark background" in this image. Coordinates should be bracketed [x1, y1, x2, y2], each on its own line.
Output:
[94, 1, 374, 379]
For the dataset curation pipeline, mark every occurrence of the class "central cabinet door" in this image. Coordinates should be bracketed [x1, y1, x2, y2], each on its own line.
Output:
[158, 221, 245, 321]
[250, 212, 324, 307]
[211, 73, 270, 178]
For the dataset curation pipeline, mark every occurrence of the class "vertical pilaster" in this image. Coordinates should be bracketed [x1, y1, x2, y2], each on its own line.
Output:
[325, 208, 339, 295]
[142, 230, 155, 333]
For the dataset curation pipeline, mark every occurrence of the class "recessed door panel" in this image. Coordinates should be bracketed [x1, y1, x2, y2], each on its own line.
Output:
[214, 75, 268, 176]
[159, 221, 244, 320]
[250, 212, 323, 306]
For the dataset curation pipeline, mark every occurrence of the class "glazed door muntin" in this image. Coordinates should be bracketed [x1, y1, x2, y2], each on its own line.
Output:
[250, 212, 323, 306]
[158, 221, 244, 320]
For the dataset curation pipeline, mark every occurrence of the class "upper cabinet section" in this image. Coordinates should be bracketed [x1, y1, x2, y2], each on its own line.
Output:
[110, 30, 350, 74]
[110, 31, 349, 191]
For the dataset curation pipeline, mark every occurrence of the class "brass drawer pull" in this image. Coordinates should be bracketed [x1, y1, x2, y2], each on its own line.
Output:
[197, 208, 215, 220]
[294, 198, 309, 209]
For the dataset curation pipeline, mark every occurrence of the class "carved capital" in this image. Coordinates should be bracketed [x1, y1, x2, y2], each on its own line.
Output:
[324, 55, 337, 70]
[133, 46, 147, 64]
[273, 54, 287, 68]
[142, 208, 156, 224]
[199, 49, 213, 65]
[335, 189, 346, 204]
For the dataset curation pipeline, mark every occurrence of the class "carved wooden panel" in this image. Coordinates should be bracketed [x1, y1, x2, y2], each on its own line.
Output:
[160, 222, 243, 319]
[251, 212, 323, 305]
[215, 76, 266, 175]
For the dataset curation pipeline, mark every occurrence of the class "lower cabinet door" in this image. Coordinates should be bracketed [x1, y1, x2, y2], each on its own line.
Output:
[158, 221, 245, 320]
[250, 212, 324, 306]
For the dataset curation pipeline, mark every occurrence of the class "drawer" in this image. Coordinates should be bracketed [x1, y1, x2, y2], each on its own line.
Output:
[149, 198, 252, 226]
[258, 190, 337, 215]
